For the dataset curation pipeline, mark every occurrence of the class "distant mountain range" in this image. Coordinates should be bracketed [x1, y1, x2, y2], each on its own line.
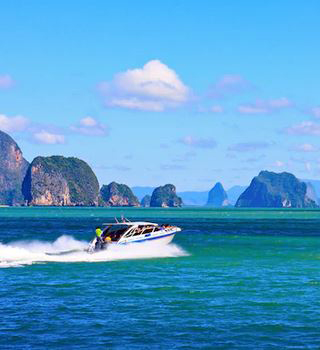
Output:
[133, 179, 320, 207]
[1, 129, 320, 208]
[132, 185, 247, 206]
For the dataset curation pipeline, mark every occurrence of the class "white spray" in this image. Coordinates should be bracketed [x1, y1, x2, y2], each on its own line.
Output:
[0, 235, 188, 268]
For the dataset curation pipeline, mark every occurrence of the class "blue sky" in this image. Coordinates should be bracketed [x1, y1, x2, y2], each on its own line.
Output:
[1, 0, 320, 191]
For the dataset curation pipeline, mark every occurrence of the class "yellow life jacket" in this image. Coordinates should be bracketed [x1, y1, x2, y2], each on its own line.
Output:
[95, 228, 102, 237]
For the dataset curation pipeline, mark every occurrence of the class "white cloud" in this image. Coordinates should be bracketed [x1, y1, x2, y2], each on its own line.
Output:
[237, 105, 268, 114]
[309, 106, 320, 118]
[285, 121, 320, 136]
[71, 116, 108, 136]
[273, 160, 285, 167]
[80, 116, 97, 127]
[180, 136, 217, 148]
[98, 60, 190, 111]
[0, 113, 69, 145]
[294, 143, 318, 152]
[33, 130, 65, 144]
[0, 114, 29, 132]
[268, 97, 291, 108]
[211, 105, 224, 113]
[228, 142, 270, 152]
[208, 74, 252, 98]
[238, 97, 292, 115]
[0, 74, 14, 89]
[197, 105, 224, 113]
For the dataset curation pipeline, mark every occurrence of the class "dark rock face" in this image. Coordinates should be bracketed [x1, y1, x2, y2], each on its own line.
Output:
[100, 182, 140, 207]
[22, 156, 99, 206]
[235, 171, 318, 208]
[0, 130, 29, 205]
[206, 182, 230, 207]
[150, 184, 183, 207]
[141, 195, 151, 207]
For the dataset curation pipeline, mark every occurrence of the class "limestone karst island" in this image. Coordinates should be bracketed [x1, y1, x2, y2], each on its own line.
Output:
[0, 130, 318, 209]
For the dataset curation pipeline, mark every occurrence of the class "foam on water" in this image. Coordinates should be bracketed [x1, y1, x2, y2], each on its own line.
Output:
[0, 235, 188, 268]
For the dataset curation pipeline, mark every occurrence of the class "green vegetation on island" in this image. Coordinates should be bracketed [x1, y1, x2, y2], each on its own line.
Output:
[150, 184, 183, 207]
[22, 156, 99, 206]
[100, 182, 140, 207]
[236, 171, 318, 208]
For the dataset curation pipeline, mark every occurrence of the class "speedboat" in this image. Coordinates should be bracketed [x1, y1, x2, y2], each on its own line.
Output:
[87, 220, 181, 253]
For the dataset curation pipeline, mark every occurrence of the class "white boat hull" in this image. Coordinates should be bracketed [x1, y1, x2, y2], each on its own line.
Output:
[132, 233, 175, 245]
[156, 233, 175, 244]
[87, 223, 181, 253]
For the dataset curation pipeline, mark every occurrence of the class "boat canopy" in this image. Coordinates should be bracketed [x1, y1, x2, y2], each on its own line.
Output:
[101, 222, 164, 242]
[102, 221, 158, 227]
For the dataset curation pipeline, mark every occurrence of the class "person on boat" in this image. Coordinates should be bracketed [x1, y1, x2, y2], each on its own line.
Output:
[104, 236, 112, 243]
[95, 226, 103, 238]
[95, 226, 103, 249]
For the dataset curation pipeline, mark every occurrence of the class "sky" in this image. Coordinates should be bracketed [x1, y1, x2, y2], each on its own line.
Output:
[1, 0, 320, 191]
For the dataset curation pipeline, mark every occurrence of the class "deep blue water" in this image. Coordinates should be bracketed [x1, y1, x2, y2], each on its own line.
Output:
[1, 208, 320, 349]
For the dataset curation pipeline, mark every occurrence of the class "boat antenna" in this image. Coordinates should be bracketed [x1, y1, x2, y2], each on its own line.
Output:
[114, 217, 119, 223]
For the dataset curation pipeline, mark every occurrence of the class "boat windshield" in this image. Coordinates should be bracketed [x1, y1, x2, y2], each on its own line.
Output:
[125, 225, 156, 237]
[102, 224, 131, 242]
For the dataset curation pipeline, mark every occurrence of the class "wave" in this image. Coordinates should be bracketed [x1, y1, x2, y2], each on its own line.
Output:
[0, 235, 188, 268]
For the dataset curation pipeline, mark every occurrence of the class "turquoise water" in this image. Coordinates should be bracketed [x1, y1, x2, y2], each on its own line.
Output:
[1, 208, 320, 349]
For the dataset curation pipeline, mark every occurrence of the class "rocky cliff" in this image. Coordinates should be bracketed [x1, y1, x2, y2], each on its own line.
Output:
[150, 184, 183, 207]
[206, 182, 230, 207]
[22, 156, 99, 206]
[305, 182, 318, 205]
[141, 195, 151, 207]
[0, 130, 29, 205]
[235, 171, 318, 208]
[100, 182, 140, 206]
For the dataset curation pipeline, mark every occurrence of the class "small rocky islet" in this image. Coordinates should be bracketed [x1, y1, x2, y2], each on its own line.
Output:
[100, 182, 140, 207]
[0, 130, 318, 208]
[206, 182, 230, 207]
[235, 171, 318, 208]
[141, 195, 151, 208]
[22, 156, 100, 206]
[150, 184, 183, 208]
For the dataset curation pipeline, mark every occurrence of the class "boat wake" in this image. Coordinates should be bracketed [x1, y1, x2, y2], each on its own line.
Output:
[0, 235, 188, 268]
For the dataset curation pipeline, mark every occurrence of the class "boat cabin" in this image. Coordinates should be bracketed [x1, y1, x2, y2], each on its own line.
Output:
[101, 222, 170, 242]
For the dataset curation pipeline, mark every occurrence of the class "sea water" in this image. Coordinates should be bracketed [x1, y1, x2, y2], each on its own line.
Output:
[0, 207, 320, 349]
